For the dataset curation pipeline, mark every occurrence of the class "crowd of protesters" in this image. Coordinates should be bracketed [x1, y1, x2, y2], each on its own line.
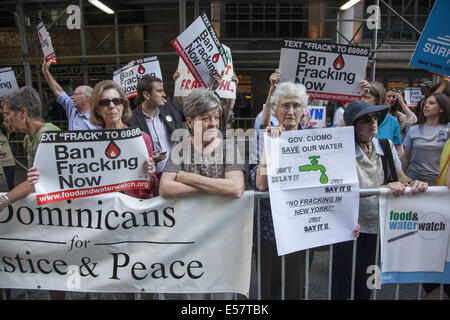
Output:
[0, 57, 449, 301]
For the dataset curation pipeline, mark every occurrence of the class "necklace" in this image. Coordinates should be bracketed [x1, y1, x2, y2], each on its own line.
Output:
[359, 141, 373, 157]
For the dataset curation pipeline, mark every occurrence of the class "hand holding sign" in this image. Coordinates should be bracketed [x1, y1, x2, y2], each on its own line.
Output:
[36, 21, 56, 64]
[172, 12, 227, 88]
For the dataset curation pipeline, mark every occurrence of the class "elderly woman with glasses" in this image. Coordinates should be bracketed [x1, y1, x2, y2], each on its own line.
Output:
[89, 80, 158, 198]
[331, 100, 427, 300]
[250, 80, 321, 300]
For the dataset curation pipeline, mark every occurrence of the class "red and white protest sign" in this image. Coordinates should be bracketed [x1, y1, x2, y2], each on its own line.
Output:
[33, 128, 151, 204]
[0, 67, 19, 99]
[279, 40, 369, 103]
[173, 57, 200, 97]
[37, 21, 56, 63]
[171, 12, 227, 88]
[404, 87, 423, 108]
[113, 56, 162, 98]
[174, 44, 236, 99]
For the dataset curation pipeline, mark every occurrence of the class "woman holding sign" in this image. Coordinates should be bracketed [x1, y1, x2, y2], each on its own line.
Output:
[89, 80, 158, 199]
[331, 100, 428, 300]
[251, 81, 319, 300]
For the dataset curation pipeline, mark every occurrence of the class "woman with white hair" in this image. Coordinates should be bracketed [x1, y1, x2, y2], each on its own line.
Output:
[250, 79, 315, 299]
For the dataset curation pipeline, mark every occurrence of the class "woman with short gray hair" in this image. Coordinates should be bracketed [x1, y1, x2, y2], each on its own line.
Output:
[159, 87, 245, 299]
[159, 89, 245, 198]
[0, 86, 60, 212]
[182, 88, 222, 121]
[159, 88, 244, 200]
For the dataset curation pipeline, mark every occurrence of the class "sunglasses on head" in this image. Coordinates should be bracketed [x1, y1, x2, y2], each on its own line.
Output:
[358, 112, 380, 124]
[98, 98, 123, 107]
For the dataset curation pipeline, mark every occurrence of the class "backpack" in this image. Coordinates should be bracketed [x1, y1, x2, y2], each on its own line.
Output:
[379, 138, 398, 184]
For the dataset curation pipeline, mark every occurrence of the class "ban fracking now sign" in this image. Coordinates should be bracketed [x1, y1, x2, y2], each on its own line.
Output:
[171, 12, 227, 88]
[174, 44, 236, 99]
[279, 40, 369, 102]
[33, 128, 151, 204]
[0, 67, 19, 99]
[113, 56, 162, 98]
[36, 21, 56, 63]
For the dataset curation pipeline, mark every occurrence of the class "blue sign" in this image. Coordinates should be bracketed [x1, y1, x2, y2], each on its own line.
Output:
[409, 0, 450, 76]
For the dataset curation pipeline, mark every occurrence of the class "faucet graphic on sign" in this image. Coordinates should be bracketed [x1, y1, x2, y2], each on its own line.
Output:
[298, 156, 328, 184]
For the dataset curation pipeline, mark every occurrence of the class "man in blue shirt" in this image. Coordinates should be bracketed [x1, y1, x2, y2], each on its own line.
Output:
[42, 60, 99, 131]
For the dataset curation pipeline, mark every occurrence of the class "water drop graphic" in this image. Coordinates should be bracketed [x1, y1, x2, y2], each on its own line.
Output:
[212, 53, 219, 63]
[333, 54, 345, 70]
[320, 172, 329, 184]
[105, 140, 121, 159]
[137, 64, 146, 74]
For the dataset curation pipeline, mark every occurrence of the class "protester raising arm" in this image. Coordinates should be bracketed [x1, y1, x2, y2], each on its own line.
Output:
[435, 76, 449, 95]
[262, 69, 281, 128]
[42, 59, 64, 97]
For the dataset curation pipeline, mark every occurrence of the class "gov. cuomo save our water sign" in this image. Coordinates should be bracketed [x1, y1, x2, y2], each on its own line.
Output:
[409, 0, 450, 76]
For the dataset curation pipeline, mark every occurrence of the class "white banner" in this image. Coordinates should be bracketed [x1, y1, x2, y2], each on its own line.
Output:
[265, 127, 359, 255]
[113, 56, 163, 98]
[0, 191, 254, 295]
[174, 45, 236, 99]
[379, 187, 450, 284]
[0, 67, 19, 99]
[171, 12, 227, 88]
[33, 128, 151, 204]
[279, 40, 369, 102]
[36, 21, 56, 63]
[404, 87, 423, 108]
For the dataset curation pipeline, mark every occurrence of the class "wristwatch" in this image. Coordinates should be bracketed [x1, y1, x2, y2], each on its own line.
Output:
[0, 194, 10, 210]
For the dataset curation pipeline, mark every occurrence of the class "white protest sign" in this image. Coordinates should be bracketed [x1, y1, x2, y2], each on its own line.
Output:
[172, 12, 227, 88]
[0, 67, 19, 99]
[264, 127, 359, 255]
[404, 87, 423, 108]
[173, 57, 202, 97]
[379, 187, 450, 276]
[0, 191, 254, 295]
[33, 128, 151, 204]
[113, 56, 162, 98]
[308, 105, 327, 128]
[280, 40, 369, 102]
[215, 44, 236, 99]
[37, 21, 56, 63]
[174, 45, 236, 98]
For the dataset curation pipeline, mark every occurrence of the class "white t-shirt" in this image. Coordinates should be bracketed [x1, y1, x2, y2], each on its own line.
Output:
[403, 123, 450, 185]
[356, 138, 401, 234]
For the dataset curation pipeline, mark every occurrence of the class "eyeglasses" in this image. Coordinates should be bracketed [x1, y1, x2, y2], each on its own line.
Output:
[279, 102, 302, 111]
[98, 98, 124, 107]
[358, 112, 380, 124]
